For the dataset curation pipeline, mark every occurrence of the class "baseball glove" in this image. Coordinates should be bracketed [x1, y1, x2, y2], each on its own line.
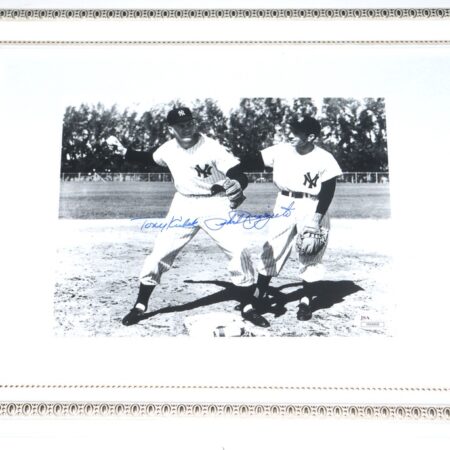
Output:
[296, 226, 328, 256]
[211, 178, 246, 209]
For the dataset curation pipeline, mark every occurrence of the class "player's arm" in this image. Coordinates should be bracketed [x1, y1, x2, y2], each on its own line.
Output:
[226, 163, 248, 190]
[125, 149, 158, 165]
[213, 145, 249, 209]
[106, 136, 159, 166]
[214, 163, 248, 209]
[311, 177, 338, 225]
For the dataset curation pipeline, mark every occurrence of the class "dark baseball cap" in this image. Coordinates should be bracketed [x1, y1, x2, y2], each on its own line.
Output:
[290, 116, 321, 137]
[166, 107, 193, 125]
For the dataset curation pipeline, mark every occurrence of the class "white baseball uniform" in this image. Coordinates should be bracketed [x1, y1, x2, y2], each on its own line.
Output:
[139, 133, 255, 287]
[258, 143, 342, 281]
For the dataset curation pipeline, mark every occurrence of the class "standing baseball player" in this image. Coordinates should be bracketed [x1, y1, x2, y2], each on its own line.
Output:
[107, 107, 269, 328]
[242, 116, 342, 323]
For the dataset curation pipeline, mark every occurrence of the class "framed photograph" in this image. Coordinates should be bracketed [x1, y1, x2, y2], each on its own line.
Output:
[1, 2, 450, 447]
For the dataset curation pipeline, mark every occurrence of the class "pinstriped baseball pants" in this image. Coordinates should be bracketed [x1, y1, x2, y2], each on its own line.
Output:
[139, 193, 255, 287]
[258, 193, 330, 280]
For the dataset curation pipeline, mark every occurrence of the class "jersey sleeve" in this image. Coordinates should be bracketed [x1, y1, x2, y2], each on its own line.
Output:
[260, 145, 277, 168]
[321, 152, 343, 182]
[214, 142, 241, 174]
[152, 143, 169, 167]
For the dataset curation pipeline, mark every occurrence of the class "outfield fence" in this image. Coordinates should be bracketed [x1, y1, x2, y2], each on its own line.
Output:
[61, 171, 389, 184]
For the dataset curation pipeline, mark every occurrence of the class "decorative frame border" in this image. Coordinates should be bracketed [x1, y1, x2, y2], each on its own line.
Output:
[1, 7, 449, 420]
[0, 8, 449, 20]
[1, 401, 450, 420]
[1, 385, 450, 419]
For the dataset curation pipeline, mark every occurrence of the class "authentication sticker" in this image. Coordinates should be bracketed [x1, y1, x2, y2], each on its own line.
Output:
[360, 315, 385, 331]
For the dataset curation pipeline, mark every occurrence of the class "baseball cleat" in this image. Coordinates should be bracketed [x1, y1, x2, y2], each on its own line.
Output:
[297, 303, 312, 321]
[253, 295, 273, 313]
[122, 307, 146, 326]
[241, 308, 270, 328]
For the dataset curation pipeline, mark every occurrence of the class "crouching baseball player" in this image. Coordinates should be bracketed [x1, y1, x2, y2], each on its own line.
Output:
[241, 116, 342, 323]
[107, 107, 269, 328]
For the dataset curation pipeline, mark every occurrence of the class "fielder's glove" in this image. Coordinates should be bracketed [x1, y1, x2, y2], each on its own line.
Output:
[211, 177, 246, 209]
[296, 225, 328, 256]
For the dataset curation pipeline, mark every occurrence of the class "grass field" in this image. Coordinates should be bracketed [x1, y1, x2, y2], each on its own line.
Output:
[59, 181, 390, 220]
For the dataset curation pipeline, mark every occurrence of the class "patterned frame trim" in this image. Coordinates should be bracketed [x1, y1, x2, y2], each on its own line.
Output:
[0, 8, 449, 20]
[1, 402, 449, 420]
[1, 386, 449, 418]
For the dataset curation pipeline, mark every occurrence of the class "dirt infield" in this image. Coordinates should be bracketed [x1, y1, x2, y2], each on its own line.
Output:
[54, 217, 393, 337]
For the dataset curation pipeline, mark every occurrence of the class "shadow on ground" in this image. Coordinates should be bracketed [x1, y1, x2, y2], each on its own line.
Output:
[134, 279, 363, 323]
[264, 280, 364, 317]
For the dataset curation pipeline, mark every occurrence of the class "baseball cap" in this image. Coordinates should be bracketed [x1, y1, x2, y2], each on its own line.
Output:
[290, 116, 321, 137]
[166, 107, 193, 125]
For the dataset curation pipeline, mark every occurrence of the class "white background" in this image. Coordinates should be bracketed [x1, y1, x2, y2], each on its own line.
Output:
[2, 40, 450, 391]
[1, 4, 450, 449]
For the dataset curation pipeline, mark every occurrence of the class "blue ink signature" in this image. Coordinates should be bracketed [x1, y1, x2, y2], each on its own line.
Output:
[203, 202, 295, 231]
[131, 216, 199, 232]
[131, 202, 295, 232]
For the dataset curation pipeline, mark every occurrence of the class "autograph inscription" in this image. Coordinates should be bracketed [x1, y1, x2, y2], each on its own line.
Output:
[131, 216, 199, 232]
[131, 202, 295, 232]
[203, 202, 295, 231]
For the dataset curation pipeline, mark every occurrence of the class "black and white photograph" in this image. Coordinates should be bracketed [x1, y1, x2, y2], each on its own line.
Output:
[55, 96, 391, 337]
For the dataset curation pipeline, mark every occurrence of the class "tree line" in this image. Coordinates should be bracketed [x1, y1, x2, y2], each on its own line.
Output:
[61, 97, 388, 173]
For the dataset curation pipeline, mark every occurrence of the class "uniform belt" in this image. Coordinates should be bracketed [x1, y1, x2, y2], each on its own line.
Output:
[281, 190, 316, 199]
[180, 192, 226, 198]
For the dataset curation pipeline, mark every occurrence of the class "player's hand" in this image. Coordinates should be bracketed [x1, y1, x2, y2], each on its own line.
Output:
[224, 178, 246, 209]
[302, 223, 320, 236]
[223, 178, 242, 201]
[296, 224, 328, 257]
[106, 136, 127, 156]
[211, 178, 246, 209]
[301, 214, 322, 235]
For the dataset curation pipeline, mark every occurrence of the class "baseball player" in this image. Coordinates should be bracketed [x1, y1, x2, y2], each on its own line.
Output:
[242, 116, 342, 323]
[107, 107, 269, 328]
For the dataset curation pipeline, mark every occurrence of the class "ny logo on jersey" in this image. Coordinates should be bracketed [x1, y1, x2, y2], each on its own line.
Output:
[303, 172, 319, 189]
[178, 110, 186, 117]
[195, 164, 213, 178]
